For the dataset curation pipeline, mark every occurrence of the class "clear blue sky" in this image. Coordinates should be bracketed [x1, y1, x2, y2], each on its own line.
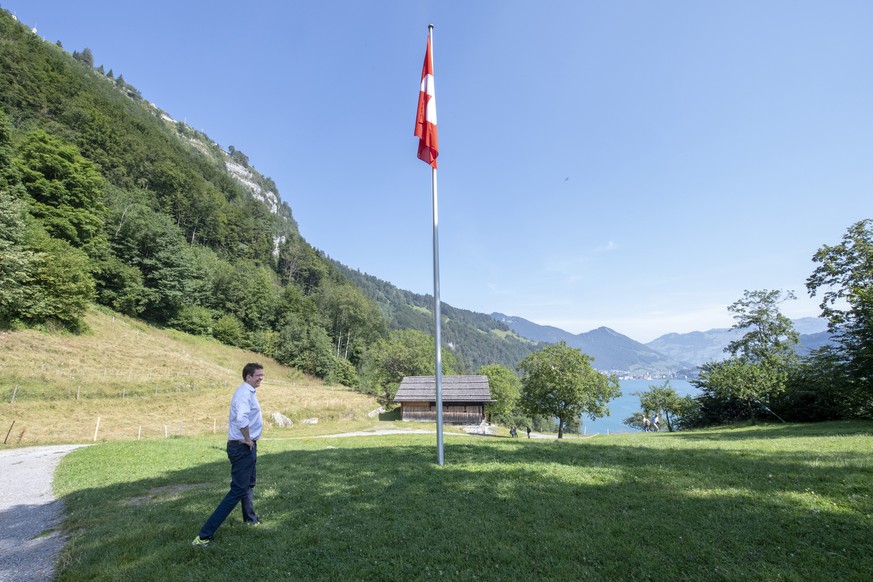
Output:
[8, 1, 872, 342]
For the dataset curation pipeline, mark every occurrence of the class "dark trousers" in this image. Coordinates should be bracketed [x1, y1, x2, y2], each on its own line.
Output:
[198, 440, 258, 538]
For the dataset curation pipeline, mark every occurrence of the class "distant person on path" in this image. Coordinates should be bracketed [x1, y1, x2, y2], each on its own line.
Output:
[526, 426, 531, 438]
[643, 415, 651, 432]
[510, 426, 518, 438]
[653, 414, 660, 432]
[193, 363, 264, 547]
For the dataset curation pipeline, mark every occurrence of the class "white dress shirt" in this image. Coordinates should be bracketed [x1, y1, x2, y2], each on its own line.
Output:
[227, 382, 263, 441]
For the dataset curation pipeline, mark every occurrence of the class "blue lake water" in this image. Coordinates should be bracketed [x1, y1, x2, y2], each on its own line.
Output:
[580, 378, 698, 434]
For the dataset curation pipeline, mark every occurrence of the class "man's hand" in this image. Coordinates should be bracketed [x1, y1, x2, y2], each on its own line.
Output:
[240, 427, 254, 449]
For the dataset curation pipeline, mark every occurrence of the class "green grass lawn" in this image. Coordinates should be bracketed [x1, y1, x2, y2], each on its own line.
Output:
[53, 422, 873, 581]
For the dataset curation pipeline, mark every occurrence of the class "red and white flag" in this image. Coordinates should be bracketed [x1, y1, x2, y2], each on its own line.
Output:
[414, 34, 438, 168]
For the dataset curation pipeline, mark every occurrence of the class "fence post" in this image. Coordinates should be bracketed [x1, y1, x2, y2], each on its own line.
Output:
[10, 385, 18, 403]
[93, 417, 101, 442]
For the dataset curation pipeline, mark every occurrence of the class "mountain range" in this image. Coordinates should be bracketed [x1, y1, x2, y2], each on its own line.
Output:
[492, 312, 830, 376]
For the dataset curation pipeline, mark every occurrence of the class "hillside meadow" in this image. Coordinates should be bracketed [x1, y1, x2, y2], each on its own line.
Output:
[0, 307, 389, 446]
[51, 423, 873, 581]
[3, 307, 872, 580]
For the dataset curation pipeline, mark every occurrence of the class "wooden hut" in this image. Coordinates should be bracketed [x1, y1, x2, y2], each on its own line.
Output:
[393, 375, 493, 424]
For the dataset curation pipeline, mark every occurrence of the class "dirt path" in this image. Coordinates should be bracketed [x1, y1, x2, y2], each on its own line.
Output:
[0, 445, 86, 582]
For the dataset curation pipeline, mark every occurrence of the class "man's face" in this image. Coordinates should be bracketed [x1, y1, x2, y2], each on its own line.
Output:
[246, 369, 264, 388]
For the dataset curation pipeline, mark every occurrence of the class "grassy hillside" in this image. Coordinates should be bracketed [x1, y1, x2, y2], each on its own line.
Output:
[0, 308, 384, 446]
[52, 422, 873, 580]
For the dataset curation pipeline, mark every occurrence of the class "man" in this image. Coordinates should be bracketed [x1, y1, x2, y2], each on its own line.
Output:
[192, 363, 264, 547]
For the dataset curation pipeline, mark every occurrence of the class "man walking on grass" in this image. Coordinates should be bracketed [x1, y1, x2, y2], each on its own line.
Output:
[193, 363, 264, 547]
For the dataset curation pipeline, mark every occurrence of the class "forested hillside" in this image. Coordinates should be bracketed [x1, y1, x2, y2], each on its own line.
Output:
[0, 10, 384, 384]
[333, 261, 542, 371]
[0, 10, 538, 394]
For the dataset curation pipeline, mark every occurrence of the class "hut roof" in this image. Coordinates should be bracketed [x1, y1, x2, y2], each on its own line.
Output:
[393, 375, 494, 403]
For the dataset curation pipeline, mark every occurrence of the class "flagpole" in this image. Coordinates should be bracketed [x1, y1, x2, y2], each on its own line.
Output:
[428, 24, 444, 466]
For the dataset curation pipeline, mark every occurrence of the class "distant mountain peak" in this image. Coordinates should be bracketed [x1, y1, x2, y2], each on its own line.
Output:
[491, 313, 830, 375]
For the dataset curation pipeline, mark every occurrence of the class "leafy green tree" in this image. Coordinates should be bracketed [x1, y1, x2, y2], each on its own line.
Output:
[169, 305, 215, 336]
[15, 129, 108, 255]
[633, 380, 689, 432]
[360, 329, 457, 403]
[247, 329, 281, 359]
[0, 111, 33, 326]
[726, 289, 799, 364]
[109, 202, 192, 322]
[0, 190, 35, 326]
[210, 261, 280, 331]
[318, 281, 386, 364]
[518, 342, 621, 438]
[694, 290, 799, 422]
[778, 345, 851, 420]
[213, 313, 247, 347]
[19, 228, 94, 331]
[73, 47, 94, 67]
[325, 356, 359, 388]
[479, 364, 521, 423]
[806, 219, 873, 416]
[276, 318, 335, 378]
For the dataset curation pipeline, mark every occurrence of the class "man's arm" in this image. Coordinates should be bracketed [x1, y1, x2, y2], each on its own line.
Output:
[240, 426, 253, 449]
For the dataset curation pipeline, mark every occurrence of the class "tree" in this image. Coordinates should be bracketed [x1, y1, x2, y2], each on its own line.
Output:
[693, 290, 799, 421]
[726, 289, 799, 364]
[360, 329, 457, 404]
[73, 47, 94, 68]
[779, 345, 851, 420]
[806, 219, 873, 415]
[0, 190, 35, 326]
[517, 342, 620, 438]
[109, 203, 192, 322]
[633, 380, 690, 432]
[18, 229, 94, 331]
[318, 281, 386, 365]
[229, 147, 249, 167]
[276, 318, 343, 379]
[0, 111, 34, 326]
[479, 364, 521, 423]
[15, 129, 108, 255]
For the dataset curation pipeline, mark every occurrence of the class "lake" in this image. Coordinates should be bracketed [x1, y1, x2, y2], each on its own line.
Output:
[580, 378, 698, 434]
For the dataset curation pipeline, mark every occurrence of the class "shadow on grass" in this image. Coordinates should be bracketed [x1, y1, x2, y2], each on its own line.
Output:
[670, 420, 873, 441]
[53, 427, 873, 581]
[377, 408, 401, 422]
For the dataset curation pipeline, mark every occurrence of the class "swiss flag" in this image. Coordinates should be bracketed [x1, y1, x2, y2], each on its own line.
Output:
[414, 34, 438, 169]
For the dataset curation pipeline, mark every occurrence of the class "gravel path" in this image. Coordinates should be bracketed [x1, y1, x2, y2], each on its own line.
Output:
[0, 445, 86, 582]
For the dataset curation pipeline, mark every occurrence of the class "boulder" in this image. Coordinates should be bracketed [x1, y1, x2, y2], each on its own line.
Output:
[271, 412, 294, 428]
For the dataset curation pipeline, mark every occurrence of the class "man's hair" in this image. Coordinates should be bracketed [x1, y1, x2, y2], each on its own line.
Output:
[242, 363, 263, 381]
